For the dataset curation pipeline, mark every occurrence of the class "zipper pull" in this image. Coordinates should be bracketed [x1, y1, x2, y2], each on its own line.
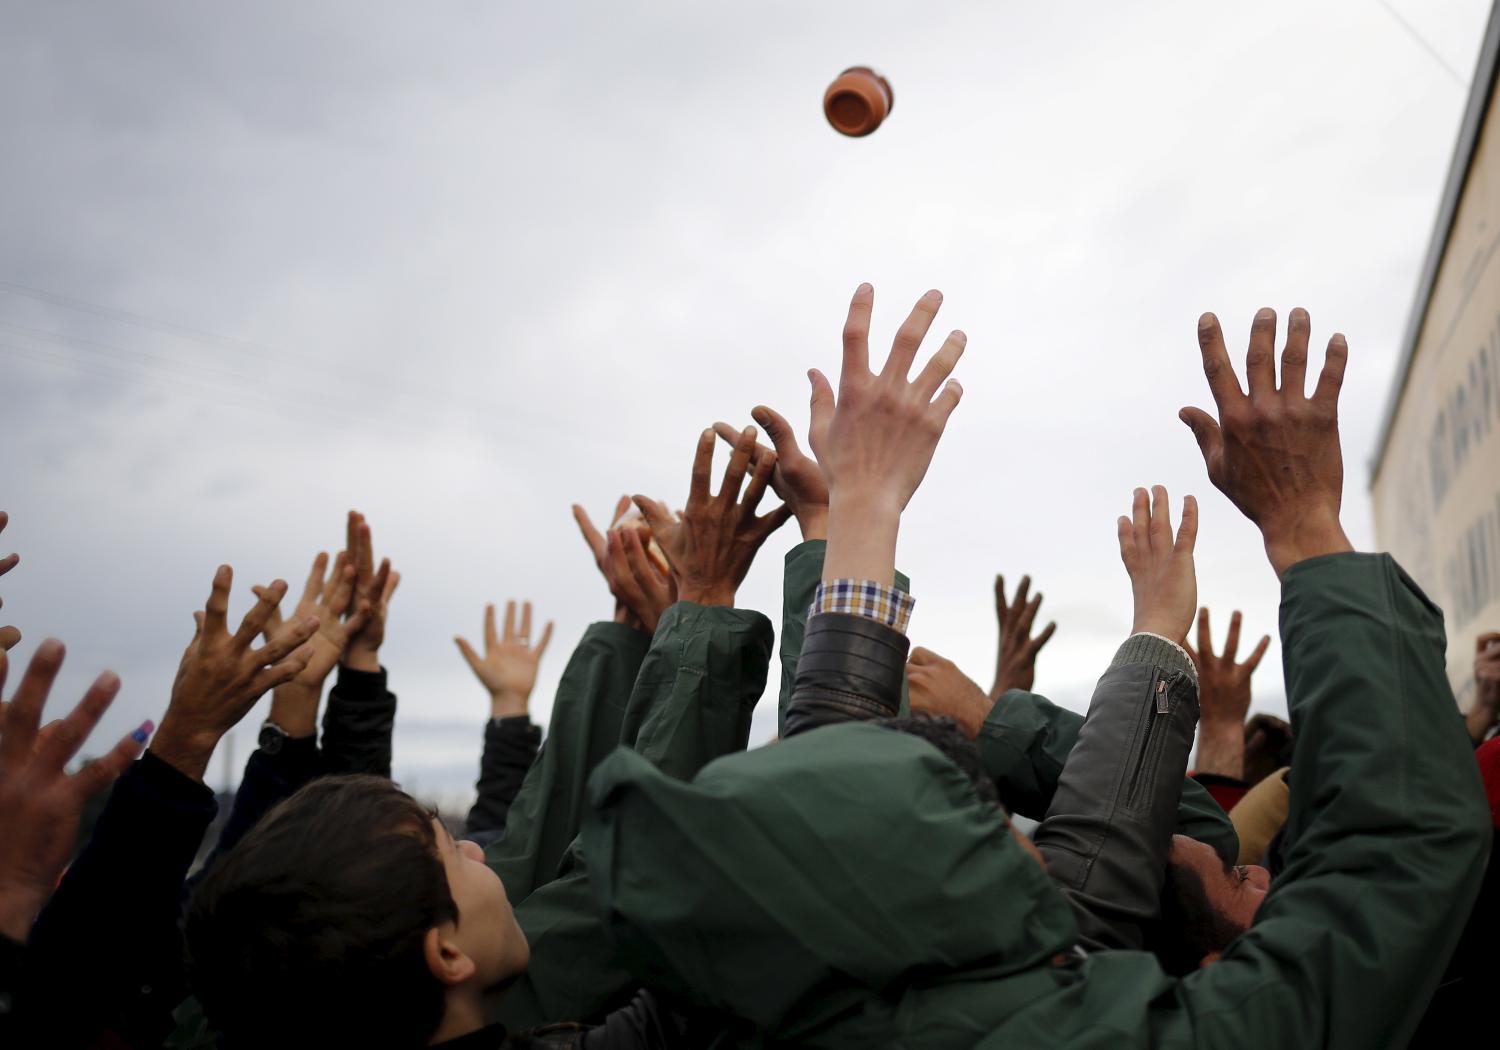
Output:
[1155, 678, 1170, 714]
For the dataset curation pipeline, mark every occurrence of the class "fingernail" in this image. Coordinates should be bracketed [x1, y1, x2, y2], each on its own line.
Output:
[856, 282, 872, 294]
[924, 289, 943, 302]
[751, 406, 769, 424]
[131, 720, 154, 744]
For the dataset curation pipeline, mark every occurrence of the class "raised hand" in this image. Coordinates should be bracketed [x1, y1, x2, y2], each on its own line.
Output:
[634, 425, 792, 608]
[1181, 308, 1352, 577]
[573, 498, 678, 630]
[0, 643, 150, 940]
[151, 567, 318, 781]
[342, 510, 399, 673]
[1185, 608, 1271, 779]
[811, 285, 965, 584]
[810, 286, 964, 508]
[1468, 632, 1500, 744]
[253, 551, 372, 690]
[606, 526, 677, 633]
[991, 574, 1056, 697]
[908, 646, 994, 738]
[456, 600, 555, 719]
[0, 511, 20, 651]
[1117, 486, 1198, 646]
[713, 403, 829, 542]
[1243, 713, 1294, 785]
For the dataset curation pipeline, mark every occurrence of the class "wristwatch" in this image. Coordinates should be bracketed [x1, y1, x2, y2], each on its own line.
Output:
[258, 719, 291, 756]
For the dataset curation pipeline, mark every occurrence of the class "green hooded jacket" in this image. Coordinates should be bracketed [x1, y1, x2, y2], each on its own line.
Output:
[490, 602, 773, 1029]
[487, 621, 651, 902]
[582, 553, 1492, 1048]
[778, 540, 1238, 863]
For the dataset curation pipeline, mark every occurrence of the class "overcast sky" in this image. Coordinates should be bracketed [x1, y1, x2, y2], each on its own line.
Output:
[1, 0, 1491, 803]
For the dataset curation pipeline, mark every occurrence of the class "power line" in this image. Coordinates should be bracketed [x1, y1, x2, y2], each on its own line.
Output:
[0, 324, 447, 437]
[0, 318, 272, 389]
[1375, 0, 1469, 89]
[0, 279, 300, 360]
[0, 340, 354, 432]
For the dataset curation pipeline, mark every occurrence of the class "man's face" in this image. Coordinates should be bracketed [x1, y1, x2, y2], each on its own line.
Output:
[1169, 834, 1270, 935]
[432, 819, 530, 985]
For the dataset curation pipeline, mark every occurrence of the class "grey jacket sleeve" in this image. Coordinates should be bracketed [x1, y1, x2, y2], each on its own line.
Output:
[1033, 633, 1199, 951]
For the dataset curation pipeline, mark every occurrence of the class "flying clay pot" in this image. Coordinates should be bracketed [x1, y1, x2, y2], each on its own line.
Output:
[823, 66, 894, 137]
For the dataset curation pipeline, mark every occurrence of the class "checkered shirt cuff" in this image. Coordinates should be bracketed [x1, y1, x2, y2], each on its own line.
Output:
[811, 579, 915, 635]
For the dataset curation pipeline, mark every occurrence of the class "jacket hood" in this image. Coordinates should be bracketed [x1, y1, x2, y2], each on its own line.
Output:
[581, 722, 1078, 1038]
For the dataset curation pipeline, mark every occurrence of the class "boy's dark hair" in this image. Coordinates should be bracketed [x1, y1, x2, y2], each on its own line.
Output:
[878, 714, 1002, 808]
[1147, 858, 1244, 976]
[184, 775, 458, 1049]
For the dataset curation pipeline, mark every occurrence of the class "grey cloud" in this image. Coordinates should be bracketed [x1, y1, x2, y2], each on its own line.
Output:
[1, 0, 1489, 798]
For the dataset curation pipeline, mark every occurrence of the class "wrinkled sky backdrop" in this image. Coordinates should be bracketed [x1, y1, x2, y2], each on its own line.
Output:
[1, 1, 1490, 804]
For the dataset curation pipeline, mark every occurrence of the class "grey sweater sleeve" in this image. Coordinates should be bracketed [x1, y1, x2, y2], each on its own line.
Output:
[1032, 633, 1200, 951]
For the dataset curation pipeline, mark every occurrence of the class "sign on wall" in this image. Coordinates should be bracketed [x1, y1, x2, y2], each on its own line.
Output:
[1372, 7, 1500, 711]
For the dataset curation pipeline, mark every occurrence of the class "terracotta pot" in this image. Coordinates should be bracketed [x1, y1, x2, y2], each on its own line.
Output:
[823, 66, 894, 137]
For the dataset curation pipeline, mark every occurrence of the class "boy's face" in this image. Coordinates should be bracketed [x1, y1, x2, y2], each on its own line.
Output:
[432, 819, 530, 985]
[1169, 834, 1270, 934]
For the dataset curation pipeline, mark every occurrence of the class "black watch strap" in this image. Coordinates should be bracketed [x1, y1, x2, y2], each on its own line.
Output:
[258, 720, 291, 755]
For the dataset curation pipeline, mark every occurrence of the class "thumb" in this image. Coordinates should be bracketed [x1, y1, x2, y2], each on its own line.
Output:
[1179, 407, 1224, 468]
[455, 636, 482, 672]
[807, 369, 835, 452]
[1175, 495, 1199, 554]
[250, 586, 286, 635]
[610, 494, 633, 525]
[632, 495, 670, 533]
[752, 405, 802, 459]
[345, 599, 373, 637]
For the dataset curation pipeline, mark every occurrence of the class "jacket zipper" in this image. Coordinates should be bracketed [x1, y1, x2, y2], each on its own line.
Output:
[1124, 673, 1173, 809]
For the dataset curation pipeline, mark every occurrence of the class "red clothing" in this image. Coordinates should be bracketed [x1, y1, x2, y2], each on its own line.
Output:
[1189, 771, 1250, 813]
[1477, 737, 1500, 828]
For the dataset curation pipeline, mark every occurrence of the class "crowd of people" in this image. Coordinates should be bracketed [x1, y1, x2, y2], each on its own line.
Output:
[1, 287, 1497, 1049]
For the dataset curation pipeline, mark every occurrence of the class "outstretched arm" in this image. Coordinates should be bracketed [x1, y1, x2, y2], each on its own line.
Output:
[483, 495, 683, 899]
[991, 574, 1056, 698]
[322, 510, 401, 777]
[1166, 309, 1488, 1048]
[1031, 486, 1201, 951]
[498, 425, 787, 1030]
[29, 568, 314, 1046]
[783, 285, 965, 737]
[204, 522, 386, 870]
[0, 643, 147, 1042]
[457, 599, 551, 836]
[1186, 607, 1271, 781]
[908, 648, 1238, 863]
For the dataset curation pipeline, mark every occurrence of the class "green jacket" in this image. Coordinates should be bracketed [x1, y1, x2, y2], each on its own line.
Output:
[582, 553, 1492, 1048]
[491, 602, 773, 1029]
[779, 540, 1238, 862]
[487, 621, 650, 902]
